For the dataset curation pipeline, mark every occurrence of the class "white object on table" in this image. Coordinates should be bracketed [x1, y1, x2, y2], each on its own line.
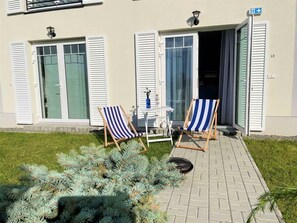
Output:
[141, 106, 174, 147]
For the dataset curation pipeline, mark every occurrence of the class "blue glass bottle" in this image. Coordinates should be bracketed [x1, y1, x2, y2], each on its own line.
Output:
[146, 97, 151, 108]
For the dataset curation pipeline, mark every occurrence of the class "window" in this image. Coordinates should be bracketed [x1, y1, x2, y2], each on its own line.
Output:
[6, 0, 103, 15]
[27, 0, 83, 11]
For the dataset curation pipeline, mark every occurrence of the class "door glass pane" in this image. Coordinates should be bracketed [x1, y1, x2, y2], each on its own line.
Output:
[166, 38, 174, 48]
[37, 46, 62, 119]
[64, 44, 89, 119]
[235, 24, 248, 128]
[166, 36, 193, 121]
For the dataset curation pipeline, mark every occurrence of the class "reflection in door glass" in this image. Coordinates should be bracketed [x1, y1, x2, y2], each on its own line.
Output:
[37, 46, 62, 119]
[64, 44, 89, 119]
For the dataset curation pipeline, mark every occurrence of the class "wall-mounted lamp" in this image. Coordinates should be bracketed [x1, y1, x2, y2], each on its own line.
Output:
[47, 26, 56, 39]
[192, 10, 201, 25]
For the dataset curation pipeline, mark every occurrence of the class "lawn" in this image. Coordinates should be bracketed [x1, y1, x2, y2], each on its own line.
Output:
[2, 132, 297, 222]
[0, 132, 173, 185]
[244, 137, 297, 223]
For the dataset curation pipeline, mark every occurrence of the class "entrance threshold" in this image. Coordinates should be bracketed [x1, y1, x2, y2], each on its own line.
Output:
[217, 125, 239, 136]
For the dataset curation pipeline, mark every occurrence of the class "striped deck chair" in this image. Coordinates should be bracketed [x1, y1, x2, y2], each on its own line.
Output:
[176, 99, 220, 151]
[98, 105, 146, 151]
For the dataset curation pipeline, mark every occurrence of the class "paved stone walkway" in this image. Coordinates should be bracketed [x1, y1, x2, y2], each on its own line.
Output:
[156, 134, 283, 223]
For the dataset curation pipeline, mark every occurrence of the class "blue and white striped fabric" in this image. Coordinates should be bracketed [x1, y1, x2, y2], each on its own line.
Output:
[186, 99, 217, 132]
[103, 106, 140, 140]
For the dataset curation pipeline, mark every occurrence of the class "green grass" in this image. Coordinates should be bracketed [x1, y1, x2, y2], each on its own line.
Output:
[244, 137, 297, 223]
[0, 132, 173, 185]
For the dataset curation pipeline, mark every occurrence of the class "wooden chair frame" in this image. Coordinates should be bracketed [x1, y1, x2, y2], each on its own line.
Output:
[98, 105, 147, 151]
[175, 99, 220, 151]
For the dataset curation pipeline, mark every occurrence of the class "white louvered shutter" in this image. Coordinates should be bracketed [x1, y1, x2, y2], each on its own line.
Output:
[10, 42, 33, 124]
[135, 32, 157, 127]
[249, 22, 267, 131]
[86, 36, 107, 126]
[6, 0, 24, 14]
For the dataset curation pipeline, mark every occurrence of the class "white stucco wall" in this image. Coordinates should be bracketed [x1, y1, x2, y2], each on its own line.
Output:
[0, 0, 296, 135]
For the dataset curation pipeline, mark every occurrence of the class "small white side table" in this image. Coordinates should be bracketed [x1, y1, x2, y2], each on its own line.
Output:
[141, 106, 174, 147]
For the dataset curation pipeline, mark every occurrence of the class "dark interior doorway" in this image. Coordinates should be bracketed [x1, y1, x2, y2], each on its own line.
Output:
[198, 31, 222, 99]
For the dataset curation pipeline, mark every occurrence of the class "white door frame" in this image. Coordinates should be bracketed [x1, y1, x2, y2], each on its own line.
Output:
[233, 17, 252, 135]
[33, 41, 89, 124]
[160, 32, 198, 125]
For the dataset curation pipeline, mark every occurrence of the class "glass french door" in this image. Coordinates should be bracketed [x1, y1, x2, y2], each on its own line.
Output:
[234, 18, 251, 134]
[36, 42, 89, 121]
[162, 34, 198, 124]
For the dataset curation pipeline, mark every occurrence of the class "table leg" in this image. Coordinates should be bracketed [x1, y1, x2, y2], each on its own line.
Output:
[145, 113, 149, 147]
[166, 112, 173, 145]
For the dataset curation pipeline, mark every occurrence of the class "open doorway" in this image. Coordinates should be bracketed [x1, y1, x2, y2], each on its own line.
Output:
[199, 31, 222, 99]
[161, 29, 235, 126]
[198, 30, 235, 125]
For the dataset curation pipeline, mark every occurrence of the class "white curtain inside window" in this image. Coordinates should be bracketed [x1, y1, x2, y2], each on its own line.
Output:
[166, 37, 193, 121]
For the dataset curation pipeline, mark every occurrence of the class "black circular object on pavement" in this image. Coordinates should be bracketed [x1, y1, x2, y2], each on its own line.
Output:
[169, 157, 193, 174]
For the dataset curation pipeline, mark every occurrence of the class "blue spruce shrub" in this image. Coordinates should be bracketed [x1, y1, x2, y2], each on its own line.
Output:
[0, 141, 184, 223]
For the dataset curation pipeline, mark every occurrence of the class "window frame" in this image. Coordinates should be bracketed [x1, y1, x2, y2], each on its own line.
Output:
[33, 40, 90, 124]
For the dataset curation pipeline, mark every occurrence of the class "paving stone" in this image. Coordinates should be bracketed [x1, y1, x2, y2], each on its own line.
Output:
[155, 135, 281, 222]
[219, 198, 230, 210]
[174, 216, 186, 223]
[244, 183, 257, 193]
[230, 203, 251, 212]
[227, 183, 245, 190]
[209, 209, 232, 222]
[234, 190, 248, 201]
[179, 194, 190, 205]
[253, 183, 266, 194]
[229, 199, 250, 207]
[189, 187, 199, 196]
[189, 196, 208, 207]
[248, 195, 260, 205]
[198, 187, 208, 197]
[209, 197, 219, 208]
[256, 212, 280, 220]
[173, 187, 191, 195]
[185, 217, 207, 223]
[195, 181, 209, 188]
[167, 215, 175, 223]
[209, 191, 228, 199]
[183, 178, 193, 187]
[224, 171, 242, 177]
[225, 175, 242, 183]
[197, 207, 209, 220]
[170, 194, 181, 204]
[167, 205, 188, 217]
[256, 219, 279, 223]
[187, 206, 198, 218]
[231, 210, 245, 223]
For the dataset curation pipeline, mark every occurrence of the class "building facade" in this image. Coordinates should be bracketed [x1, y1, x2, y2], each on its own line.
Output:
[1, 0, 297, 136]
